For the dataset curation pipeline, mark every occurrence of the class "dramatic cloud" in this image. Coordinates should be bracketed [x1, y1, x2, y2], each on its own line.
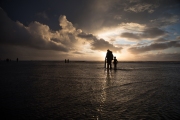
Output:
[120, 27, 167, 40]
[78, 32, 122, 52]
[155, 38, 169, 43]
[91, 39, 122, 52]
[0, 7, 122, 59]
[142, 28, 166, 38]
[0, 9, 70, 52]
[150, 15, 179, 27]
[77, 32, 95, 40]
[96, 22, 147, 42]
[128, 41, 180, 54]
[119, 22, 146, 31]
[124, 3, 158, 13]
[59, 15, 76, 33]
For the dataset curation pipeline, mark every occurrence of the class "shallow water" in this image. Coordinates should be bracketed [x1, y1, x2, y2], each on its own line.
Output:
[1, 61, 180, 119]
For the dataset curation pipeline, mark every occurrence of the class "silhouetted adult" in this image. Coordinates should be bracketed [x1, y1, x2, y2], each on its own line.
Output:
[17, 58, 18, 62]
[106, 49, 113, 69]
[65, 59, 66, 63]
[67, 59, 69, 63]
[113, 57, 118, 70]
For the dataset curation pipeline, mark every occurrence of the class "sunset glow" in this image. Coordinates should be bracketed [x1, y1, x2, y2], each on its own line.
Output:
[0, 0, 180, 61]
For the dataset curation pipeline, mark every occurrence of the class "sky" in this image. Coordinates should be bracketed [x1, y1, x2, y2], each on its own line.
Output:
[0, 0, 180, 61]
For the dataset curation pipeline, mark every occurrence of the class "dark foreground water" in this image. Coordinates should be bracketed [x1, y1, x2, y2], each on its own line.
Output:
[0, 61, 180, 119]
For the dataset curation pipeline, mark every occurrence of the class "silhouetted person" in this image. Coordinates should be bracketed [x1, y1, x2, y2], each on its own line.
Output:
[67, 59, 69, 63]
[106, 49, 113, 69]
[65, 59, 66, 63]
[113, 57, 118, 70]
[17, 58, 18, 62]
[6, 58, 9, 62]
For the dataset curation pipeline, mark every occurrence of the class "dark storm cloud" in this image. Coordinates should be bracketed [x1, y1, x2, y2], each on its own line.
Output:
[77, 32, 96, 40]
[77, 32, 122, 52]
[120, 27, 167, 40]
[128, 40, 180, 54]
[91, 39, 122, 52]
[0, 8, 69, 52]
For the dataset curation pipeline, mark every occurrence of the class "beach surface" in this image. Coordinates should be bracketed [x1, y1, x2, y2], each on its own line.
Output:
[1, 61, 180, 119]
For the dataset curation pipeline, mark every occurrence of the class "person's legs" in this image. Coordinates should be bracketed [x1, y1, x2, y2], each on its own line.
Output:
[114, 64, 117, 70]
[107, 63, 109, 69]
[110, 60, 112, 69]
[107, 60, 110, 69]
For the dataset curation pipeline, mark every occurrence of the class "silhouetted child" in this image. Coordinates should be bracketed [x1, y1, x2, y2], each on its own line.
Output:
[113, 57, 118, 70]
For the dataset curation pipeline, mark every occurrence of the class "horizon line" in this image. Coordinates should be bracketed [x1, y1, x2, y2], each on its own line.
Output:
[1, 60, 180, 62]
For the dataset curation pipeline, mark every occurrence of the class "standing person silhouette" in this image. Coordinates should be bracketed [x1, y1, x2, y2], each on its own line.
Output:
[113, 57, 118, 70]
[106, 49, 113, 69]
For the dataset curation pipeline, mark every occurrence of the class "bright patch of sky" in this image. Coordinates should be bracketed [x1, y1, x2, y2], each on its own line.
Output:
[114, 39, 137, 45]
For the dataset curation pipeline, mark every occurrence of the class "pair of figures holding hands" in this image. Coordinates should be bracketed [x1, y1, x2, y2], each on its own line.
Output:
[105, 49, 118, 70]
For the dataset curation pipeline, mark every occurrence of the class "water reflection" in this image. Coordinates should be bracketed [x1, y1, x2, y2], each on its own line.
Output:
[96, 70, 115, 119]
[106, 70, 112, 85]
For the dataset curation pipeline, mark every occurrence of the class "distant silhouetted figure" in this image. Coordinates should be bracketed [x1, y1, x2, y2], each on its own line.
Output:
[113, 57, 118, 70]
[6, 58, 9, 62]
[17, 58, 18, 62]
[67, 59, 69, 63]
[106, 49, 113, 69]
[65, 59, 66, 63]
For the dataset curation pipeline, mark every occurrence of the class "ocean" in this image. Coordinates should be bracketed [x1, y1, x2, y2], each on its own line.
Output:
[1, 61, 180, 119]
